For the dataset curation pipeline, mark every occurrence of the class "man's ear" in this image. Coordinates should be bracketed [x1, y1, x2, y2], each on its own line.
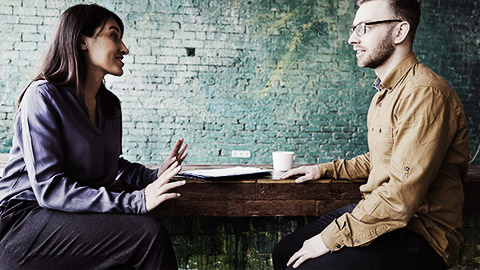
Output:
[394, 21, 410, 44]
[79, 36, 88, 51]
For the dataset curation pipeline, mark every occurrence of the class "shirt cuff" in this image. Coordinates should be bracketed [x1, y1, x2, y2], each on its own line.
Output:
[153, 168, 160, 179]
[321, 220, 345, 251]
[131, 189, 148, 214]
[317, 162, 335, 179]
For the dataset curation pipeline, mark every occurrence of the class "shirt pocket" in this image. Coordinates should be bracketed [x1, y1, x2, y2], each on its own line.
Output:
[371, 125, 394, 164]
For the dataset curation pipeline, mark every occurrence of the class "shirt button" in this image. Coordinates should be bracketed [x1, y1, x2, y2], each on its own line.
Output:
[336, 244, 341, 249]
[355, 239, 360, 244]
[404, 166, 410, 171]
[379, 128, 382, 133]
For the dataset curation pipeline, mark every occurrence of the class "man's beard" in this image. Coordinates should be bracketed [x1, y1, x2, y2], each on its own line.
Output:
[361, 28, 395, 69]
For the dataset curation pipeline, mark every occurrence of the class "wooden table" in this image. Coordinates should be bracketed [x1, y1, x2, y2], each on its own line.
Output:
[2, 153, 477, 217]
[149, 165, 480, 217]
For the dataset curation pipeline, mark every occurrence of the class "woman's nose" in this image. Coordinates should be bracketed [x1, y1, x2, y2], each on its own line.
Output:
[120, 41, 129, 55]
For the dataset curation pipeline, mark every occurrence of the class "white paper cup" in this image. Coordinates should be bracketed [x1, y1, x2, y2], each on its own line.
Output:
[272, 151, 296, 171]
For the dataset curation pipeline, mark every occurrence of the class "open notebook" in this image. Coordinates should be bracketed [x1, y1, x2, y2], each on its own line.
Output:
[178, 166, 271, 181]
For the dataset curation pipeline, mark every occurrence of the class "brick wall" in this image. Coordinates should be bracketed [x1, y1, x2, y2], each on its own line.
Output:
[0, 0, 479, 269]
[1, 0, 478, 165]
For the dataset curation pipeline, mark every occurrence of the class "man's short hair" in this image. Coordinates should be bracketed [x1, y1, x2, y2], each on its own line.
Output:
[357, 0, 421, 44]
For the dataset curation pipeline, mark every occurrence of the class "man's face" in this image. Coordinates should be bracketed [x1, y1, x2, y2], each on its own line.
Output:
[348, 1, 397, 69]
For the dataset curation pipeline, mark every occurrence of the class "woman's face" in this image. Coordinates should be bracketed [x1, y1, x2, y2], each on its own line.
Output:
[81, 17, 129, 77]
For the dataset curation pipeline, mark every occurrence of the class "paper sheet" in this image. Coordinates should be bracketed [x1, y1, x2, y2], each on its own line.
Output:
[180, 166, 269, 177]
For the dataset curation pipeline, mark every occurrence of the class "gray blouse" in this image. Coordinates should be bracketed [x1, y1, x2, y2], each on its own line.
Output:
[0, 80, 157, 214]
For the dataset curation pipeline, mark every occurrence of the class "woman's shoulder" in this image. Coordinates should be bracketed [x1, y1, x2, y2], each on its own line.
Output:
[24, 80, 66, 98]
[31, 80, 77, 96]
[26, 80, 54, 93]
[21, 80, 54, 103]
[22, 80, 74, 108]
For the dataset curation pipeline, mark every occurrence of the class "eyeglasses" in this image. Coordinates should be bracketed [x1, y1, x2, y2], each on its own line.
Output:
[348, 19, 403, 37]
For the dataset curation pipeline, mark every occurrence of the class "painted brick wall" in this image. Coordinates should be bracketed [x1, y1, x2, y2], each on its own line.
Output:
[0, 0, 479, 269]
[1, 0, 478, 165]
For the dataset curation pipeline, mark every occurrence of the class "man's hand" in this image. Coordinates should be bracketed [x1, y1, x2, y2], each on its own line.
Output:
[280, 165, 322, 183]
[145, 158, 186, 212]
[287, 234, 330, 268]
[157, 138, 188, 177]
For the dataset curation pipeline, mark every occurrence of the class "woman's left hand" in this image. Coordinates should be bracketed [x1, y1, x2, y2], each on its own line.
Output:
[145, 159, 185, 212]
[157, 138, 188, 177]
[287, 233, 331, 268]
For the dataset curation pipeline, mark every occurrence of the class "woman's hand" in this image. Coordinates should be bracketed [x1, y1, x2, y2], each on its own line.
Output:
[280, 165, 322, 183]
[145, 158, 186, 212]
[287, 234, 330, 268]
[157, 138, 188, 177]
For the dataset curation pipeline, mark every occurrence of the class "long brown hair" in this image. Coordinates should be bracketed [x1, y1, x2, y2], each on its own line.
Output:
[17, 4, 124, 108]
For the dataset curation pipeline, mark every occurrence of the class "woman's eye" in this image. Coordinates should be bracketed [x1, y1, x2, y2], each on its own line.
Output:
[111, 33, 118, 40]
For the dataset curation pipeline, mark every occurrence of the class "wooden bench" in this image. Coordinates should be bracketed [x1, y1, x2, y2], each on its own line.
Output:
[149, 164, 480, 217]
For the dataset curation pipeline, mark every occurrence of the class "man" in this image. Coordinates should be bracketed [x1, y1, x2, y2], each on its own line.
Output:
[272, 0, 469, 269]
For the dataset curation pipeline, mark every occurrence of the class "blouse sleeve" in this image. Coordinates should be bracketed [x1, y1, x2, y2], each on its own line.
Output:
[116, 157, 158, 189]
[18, 84, 147, 214]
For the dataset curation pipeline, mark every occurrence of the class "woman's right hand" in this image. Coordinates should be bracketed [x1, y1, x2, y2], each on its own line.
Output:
[156, 139, 188, 177]
[144, 158, 186, 212]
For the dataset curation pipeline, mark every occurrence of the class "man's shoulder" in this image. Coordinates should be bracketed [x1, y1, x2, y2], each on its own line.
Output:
[404, 62, 459, 101]
[403, 62, 465, 117]
[409, 63, 449, 90]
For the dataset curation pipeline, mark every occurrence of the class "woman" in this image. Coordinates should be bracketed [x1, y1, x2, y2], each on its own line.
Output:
[0, 4, 186, 269]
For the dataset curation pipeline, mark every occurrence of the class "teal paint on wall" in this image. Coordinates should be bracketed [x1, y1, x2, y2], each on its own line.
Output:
[2, 0, 478, 165]
[0, 0, 479, 269]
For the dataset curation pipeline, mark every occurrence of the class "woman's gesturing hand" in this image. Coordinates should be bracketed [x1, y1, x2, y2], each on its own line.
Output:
[145, 158, 186, 212]
[157, 138, 188, 177]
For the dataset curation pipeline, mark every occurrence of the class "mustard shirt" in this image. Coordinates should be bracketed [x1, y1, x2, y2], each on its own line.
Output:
[318, 53, 469, 265]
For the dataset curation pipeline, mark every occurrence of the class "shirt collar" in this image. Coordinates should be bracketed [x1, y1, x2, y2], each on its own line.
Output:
[373, 78, 382, 91]
[372, 52, 418, 92]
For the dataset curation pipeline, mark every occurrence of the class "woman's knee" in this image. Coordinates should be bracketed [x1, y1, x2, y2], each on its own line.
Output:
[133, 216, 170, 239]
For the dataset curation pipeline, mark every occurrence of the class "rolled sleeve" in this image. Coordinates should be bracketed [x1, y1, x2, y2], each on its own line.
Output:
[318, 153, 370, 180]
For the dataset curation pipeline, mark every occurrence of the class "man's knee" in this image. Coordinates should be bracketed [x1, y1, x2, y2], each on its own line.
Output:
[272, 238, 293, 269]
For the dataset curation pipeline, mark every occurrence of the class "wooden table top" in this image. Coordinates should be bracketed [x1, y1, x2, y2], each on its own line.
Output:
[169, 164, 366, 183]
[148, 165, 479, 217]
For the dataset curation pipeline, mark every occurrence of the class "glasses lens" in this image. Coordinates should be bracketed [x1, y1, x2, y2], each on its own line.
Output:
[356, 23, 366, 36]
[348, 26, 354, 35]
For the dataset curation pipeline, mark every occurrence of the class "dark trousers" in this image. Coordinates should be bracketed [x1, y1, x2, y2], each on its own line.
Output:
[272, 204, 447, 270]
[0, 200, 178, 270]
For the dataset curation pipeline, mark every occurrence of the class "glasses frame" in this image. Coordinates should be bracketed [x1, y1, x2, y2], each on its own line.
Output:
[348, 19, 403, 37]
